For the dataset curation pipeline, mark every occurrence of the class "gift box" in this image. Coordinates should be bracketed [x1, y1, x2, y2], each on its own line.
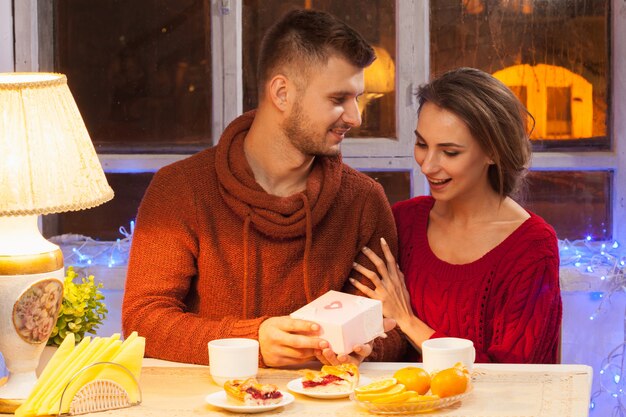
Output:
[290, 290, 384, 355]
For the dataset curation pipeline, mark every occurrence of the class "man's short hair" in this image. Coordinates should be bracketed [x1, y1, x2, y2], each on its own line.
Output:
[257, 9, 375, 96]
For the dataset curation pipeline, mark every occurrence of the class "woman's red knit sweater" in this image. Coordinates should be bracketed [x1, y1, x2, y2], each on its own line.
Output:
[394, 196, 562, 363]
[122, 111, 408, 365]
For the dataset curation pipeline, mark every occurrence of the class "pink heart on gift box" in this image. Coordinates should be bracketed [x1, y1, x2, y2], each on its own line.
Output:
[324, 301, 343, 310]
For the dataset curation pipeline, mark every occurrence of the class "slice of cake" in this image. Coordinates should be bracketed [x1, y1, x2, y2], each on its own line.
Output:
[224, 378, 283, 406]
[302, 364, 360, 393]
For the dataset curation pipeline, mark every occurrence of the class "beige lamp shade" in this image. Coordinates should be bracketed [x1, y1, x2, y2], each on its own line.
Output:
[0, 72, 113, 216]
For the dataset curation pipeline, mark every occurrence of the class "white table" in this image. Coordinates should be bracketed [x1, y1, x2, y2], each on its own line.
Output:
[83, 359, 592, 417]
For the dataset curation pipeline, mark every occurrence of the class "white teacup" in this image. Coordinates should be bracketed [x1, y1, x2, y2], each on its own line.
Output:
[422, 337, 475, 374]
[208, 338, 259, 386]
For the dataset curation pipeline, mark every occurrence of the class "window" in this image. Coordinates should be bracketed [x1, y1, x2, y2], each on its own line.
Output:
[524, 171, 612, 240]
[6, 0, 624, 243]
[363, 171, 412, 205]
[431, 0, 608, 149]
[546, 87, 573, 137]
[430, 0, 618, 240]
[55, 0, 212, 153]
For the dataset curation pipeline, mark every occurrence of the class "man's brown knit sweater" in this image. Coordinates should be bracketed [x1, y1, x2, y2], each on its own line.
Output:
[122, 111, 408, 365]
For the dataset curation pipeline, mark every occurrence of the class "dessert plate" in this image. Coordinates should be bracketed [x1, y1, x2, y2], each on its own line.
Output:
[287, 376, 372, 399]
[205, 390, 294, 413]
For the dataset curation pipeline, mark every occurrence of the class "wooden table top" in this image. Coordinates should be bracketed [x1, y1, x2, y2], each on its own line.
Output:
[87, 361, 592, 417]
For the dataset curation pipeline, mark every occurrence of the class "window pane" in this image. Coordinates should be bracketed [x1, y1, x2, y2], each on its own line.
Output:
[54, 1, 212, 152]
[546, 87, 572, 136]
[430, 0, 608, 150]
[44, 173, 154, 241]
[242, 2, 396, 138]
[524, 171, 611, 240]
[362, 171, 411, 206]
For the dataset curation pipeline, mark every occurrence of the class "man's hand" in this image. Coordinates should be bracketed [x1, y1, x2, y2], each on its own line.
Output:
[259, 316, 329, 367]
[314, 317, 397, 366]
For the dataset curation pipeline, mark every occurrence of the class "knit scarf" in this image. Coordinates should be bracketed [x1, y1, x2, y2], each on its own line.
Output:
[215, 111, 343, 318]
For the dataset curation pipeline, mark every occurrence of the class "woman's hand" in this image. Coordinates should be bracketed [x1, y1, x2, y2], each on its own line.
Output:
[350, 237, 414, 326]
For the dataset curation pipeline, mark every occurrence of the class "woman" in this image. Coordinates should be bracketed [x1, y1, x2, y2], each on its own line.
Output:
[350, 67, 562, 363]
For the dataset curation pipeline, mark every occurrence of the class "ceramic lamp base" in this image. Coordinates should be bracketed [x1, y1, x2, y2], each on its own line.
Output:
[0, 371, 37, 400]
[0, 249, 64, 401]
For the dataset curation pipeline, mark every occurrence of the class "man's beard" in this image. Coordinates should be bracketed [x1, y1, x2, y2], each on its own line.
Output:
[282, 101, 341, 157]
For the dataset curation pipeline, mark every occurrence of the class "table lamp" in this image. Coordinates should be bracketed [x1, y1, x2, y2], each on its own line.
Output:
[0, 72, 114, 400]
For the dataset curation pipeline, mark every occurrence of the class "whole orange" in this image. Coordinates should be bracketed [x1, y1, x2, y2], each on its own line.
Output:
[392, 367, 431, 395]
[430, 366, 468, 398]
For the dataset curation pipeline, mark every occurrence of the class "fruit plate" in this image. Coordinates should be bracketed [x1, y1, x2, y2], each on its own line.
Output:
[350, 386, 472, 415]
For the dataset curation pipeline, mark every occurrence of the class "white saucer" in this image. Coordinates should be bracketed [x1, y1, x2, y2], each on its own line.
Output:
[205, 390, 294, 413]
[286, 376, 372, 399]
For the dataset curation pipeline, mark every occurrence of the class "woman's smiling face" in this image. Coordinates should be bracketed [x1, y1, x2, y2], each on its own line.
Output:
[414, 102, 494, 202]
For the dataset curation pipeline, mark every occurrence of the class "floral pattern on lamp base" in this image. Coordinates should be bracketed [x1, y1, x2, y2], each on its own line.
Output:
[12, 279, 63, 344]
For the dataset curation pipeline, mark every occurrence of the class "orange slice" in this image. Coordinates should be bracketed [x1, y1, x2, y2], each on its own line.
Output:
[355, 383, 406, 401]
[354, 378, 397, 394]
[370, 390, 417, 404]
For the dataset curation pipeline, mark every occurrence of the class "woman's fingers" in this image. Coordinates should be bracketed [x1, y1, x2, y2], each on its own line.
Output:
[379, 237, 397, 272]
[352, 261, 385, 288]
[380, 237, 406, 287]
[349, 277, 379, 299]
[361, 246, 391, 282]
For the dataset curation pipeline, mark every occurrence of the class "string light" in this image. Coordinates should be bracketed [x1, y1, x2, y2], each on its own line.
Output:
[50, 221, 134, 269]
[593, 338, 626, 416]
[559, 237, 625, 415]
[560, 238, 626, 322]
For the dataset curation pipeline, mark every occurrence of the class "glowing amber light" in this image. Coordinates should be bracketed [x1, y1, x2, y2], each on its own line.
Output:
[493, 64, 593, 140]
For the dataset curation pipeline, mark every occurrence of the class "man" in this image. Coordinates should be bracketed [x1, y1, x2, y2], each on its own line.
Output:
[122, 9, 407, 367]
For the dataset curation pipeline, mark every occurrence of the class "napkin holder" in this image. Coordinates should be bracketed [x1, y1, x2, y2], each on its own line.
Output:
[58, 362, 141, 416]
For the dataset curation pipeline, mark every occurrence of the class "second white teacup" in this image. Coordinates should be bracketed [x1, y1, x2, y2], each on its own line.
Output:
[208, 338, 259, 386]
[422, 337, 475, 374]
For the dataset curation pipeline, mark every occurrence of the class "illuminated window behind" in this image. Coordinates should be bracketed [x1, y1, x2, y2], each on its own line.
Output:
[430, 0, 611, 240]
[430, 0, 608, 149]
[54, 0, 212, 152]
[242, 1, 396, 139]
